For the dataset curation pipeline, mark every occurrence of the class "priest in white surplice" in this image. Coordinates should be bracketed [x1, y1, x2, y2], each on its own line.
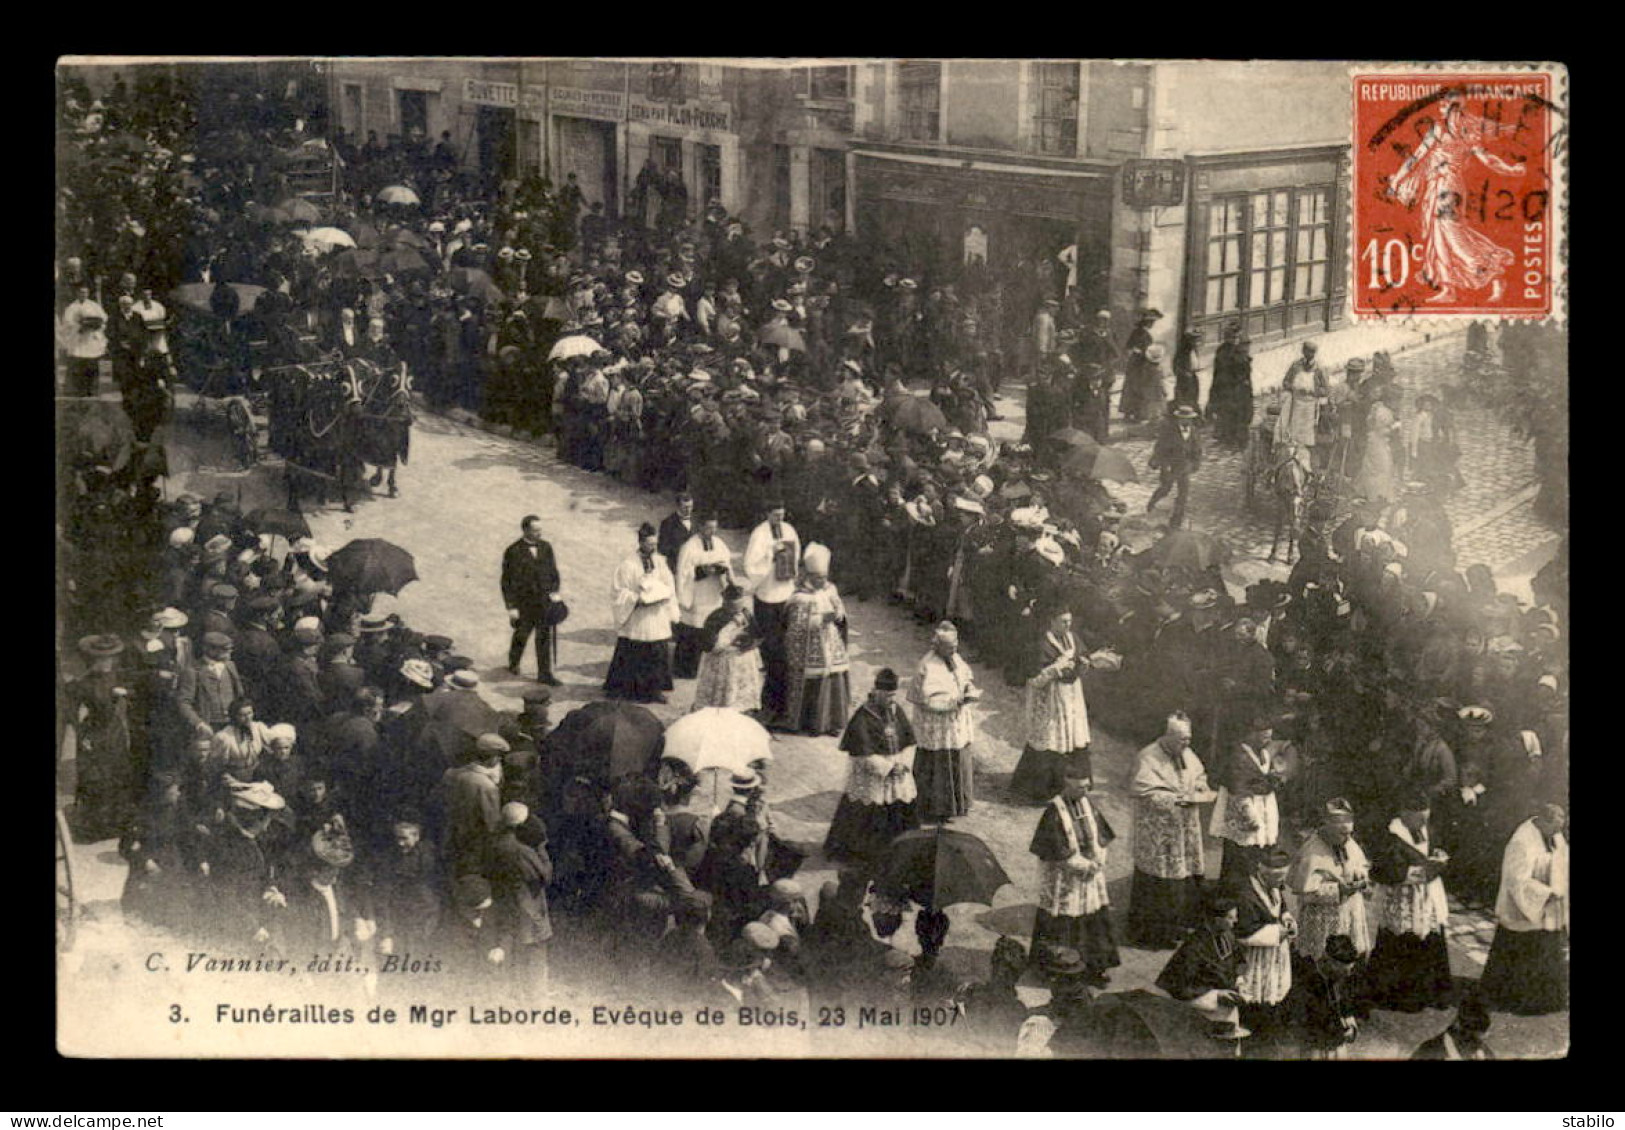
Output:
[673, 512, 733, 680]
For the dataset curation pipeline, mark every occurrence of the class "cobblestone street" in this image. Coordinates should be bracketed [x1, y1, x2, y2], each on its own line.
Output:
[990, 329, 1560, 597]
[59, 353, 1566, 1057]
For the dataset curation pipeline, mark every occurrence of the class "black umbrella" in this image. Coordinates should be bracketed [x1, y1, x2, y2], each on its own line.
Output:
[1059, 443, 1140, 483]
[887, 395, 950, 435]
[324, 538, 418, 595]
[425, 692, 505, 740]
[879, 826, 1011, 909]
[244, 507, 311, 540]
[382, 227, 430, 250]
[549, 701, 665, 785]
[1143, 529, 1229, 572]
[170, 282, 266, 317]
[447, 267, 506, 305]
[1050, 427, 1101, 449]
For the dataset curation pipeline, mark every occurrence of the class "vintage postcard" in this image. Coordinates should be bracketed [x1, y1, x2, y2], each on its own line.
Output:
[55, 56, 1568, 1059]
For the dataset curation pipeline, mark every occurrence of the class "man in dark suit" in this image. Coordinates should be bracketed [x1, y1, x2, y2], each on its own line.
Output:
[1147, 404, 1204, 529]
[233, 594, 285, 707]
[657, 492, 697, 577]
[501, 514, 563, 684]
[175, 632, 247, 742]
[317, 633, 366, 715]
[270, 625, 326, 734]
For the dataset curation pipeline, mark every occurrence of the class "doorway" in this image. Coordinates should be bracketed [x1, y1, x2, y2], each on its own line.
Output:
[476, 104, 515, 189]
[398, 89, 429, 146]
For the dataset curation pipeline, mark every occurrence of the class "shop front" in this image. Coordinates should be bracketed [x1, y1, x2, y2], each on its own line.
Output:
[852, 151, 1113, 307]
[1179, 145, 1349, 345]
[624, 94, 739, 224]
[549, 85, 624, 216]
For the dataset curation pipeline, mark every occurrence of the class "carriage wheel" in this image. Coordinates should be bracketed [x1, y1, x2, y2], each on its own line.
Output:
[55, 808, 77, 953]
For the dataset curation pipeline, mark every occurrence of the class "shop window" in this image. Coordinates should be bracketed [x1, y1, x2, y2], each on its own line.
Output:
[772, 144, 792, 232]
[1032, 62, 1079, 156]
[897, 61, 941, 142]
[398, 89, 428, 143]
[810, 65, 851, 102]
[1292, 188, 1331, 300]
[651, 135, 683, 171]
[1204, 197, 1244, 315]
[699, 143, 722, 209]
[1200, 184, 1336, 317]
[814, 148, 846, 231]
[341, 83, 363, 135]
[649, 62, 685, 102]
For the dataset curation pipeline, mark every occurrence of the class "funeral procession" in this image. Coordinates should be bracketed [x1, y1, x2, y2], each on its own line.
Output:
[54, 57, 1568, 1060]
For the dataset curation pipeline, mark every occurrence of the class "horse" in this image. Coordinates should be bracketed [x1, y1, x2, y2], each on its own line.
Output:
[284, 365, 363, 513]
[1267, 443, 1317, 564]
[348, 358, 413, 498]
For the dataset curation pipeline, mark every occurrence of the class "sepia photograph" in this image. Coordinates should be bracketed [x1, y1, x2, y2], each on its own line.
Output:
[53, 56, 1568, 1060]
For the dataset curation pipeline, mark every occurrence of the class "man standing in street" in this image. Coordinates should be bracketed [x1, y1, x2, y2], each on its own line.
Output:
[1147, 404, 1203, 528]
[658, 491, 697, 577]
[501, 514, 563, 685]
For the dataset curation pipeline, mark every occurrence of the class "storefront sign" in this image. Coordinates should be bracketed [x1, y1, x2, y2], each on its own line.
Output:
[1122, 158, 1186, 207]
[628, 95, 731, 133]
[549, 86, 626, 122]
[462, 78, 546, 115]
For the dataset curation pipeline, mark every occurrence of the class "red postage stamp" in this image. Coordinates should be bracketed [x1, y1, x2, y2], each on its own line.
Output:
[1352, 68, 1564, 319]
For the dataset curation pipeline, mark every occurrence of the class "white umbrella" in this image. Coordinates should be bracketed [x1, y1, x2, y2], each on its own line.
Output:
[548, 334, 605, 362]
[296, 226, 357, 250]
[663, 708, 773, 777]
[376, 184, 421, 206]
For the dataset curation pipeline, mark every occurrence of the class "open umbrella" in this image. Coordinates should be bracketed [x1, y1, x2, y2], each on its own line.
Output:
[1065, 990, 1231, 1059]
[271, 197, 322, 224]
[759, 323, 807, 352]
[170, 282, 266, 317]
[1059, 443, 1140, 483]
[447, 267, 506, 305]
[548, 334, 605, 362]
[425, 692, 505, 740]
[1143, 529, 1230, 572]
[376, 184, 421, 206]
[887, 395, 950, 435]
[324, 538, 418, 595]
[349, 221, 383, 249]
[1050, 427, 1101, 450]
[372, 246, 435, 277]
[662, 708, 773, 776]
[298, 226, 357, 251]
[531, 295, 571, 322]
[550, 701, 665, 785]
[244, 507, 311, 540]
[878, 826, 1012, 909]
[382, 227, 430, 250]
[332, 246, 434, 279]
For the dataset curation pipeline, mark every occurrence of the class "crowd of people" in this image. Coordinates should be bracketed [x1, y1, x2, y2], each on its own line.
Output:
[56, 69, 1568, 1057]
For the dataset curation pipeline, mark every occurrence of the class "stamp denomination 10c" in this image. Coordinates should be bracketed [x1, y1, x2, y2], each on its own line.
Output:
[1353, 68, 1564, 320]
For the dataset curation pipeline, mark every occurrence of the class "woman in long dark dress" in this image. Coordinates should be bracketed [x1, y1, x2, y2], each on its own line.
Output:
[1209, 323, 1253, 449]
[1364, 794, 1456, 1012]
[67, 634, 137, 842]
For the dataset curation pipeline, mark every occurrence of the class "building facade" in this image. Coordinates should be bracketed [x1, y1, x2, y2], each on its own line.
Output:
[325, 58, 1352, 354]
[844, 59, 1351, 351]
